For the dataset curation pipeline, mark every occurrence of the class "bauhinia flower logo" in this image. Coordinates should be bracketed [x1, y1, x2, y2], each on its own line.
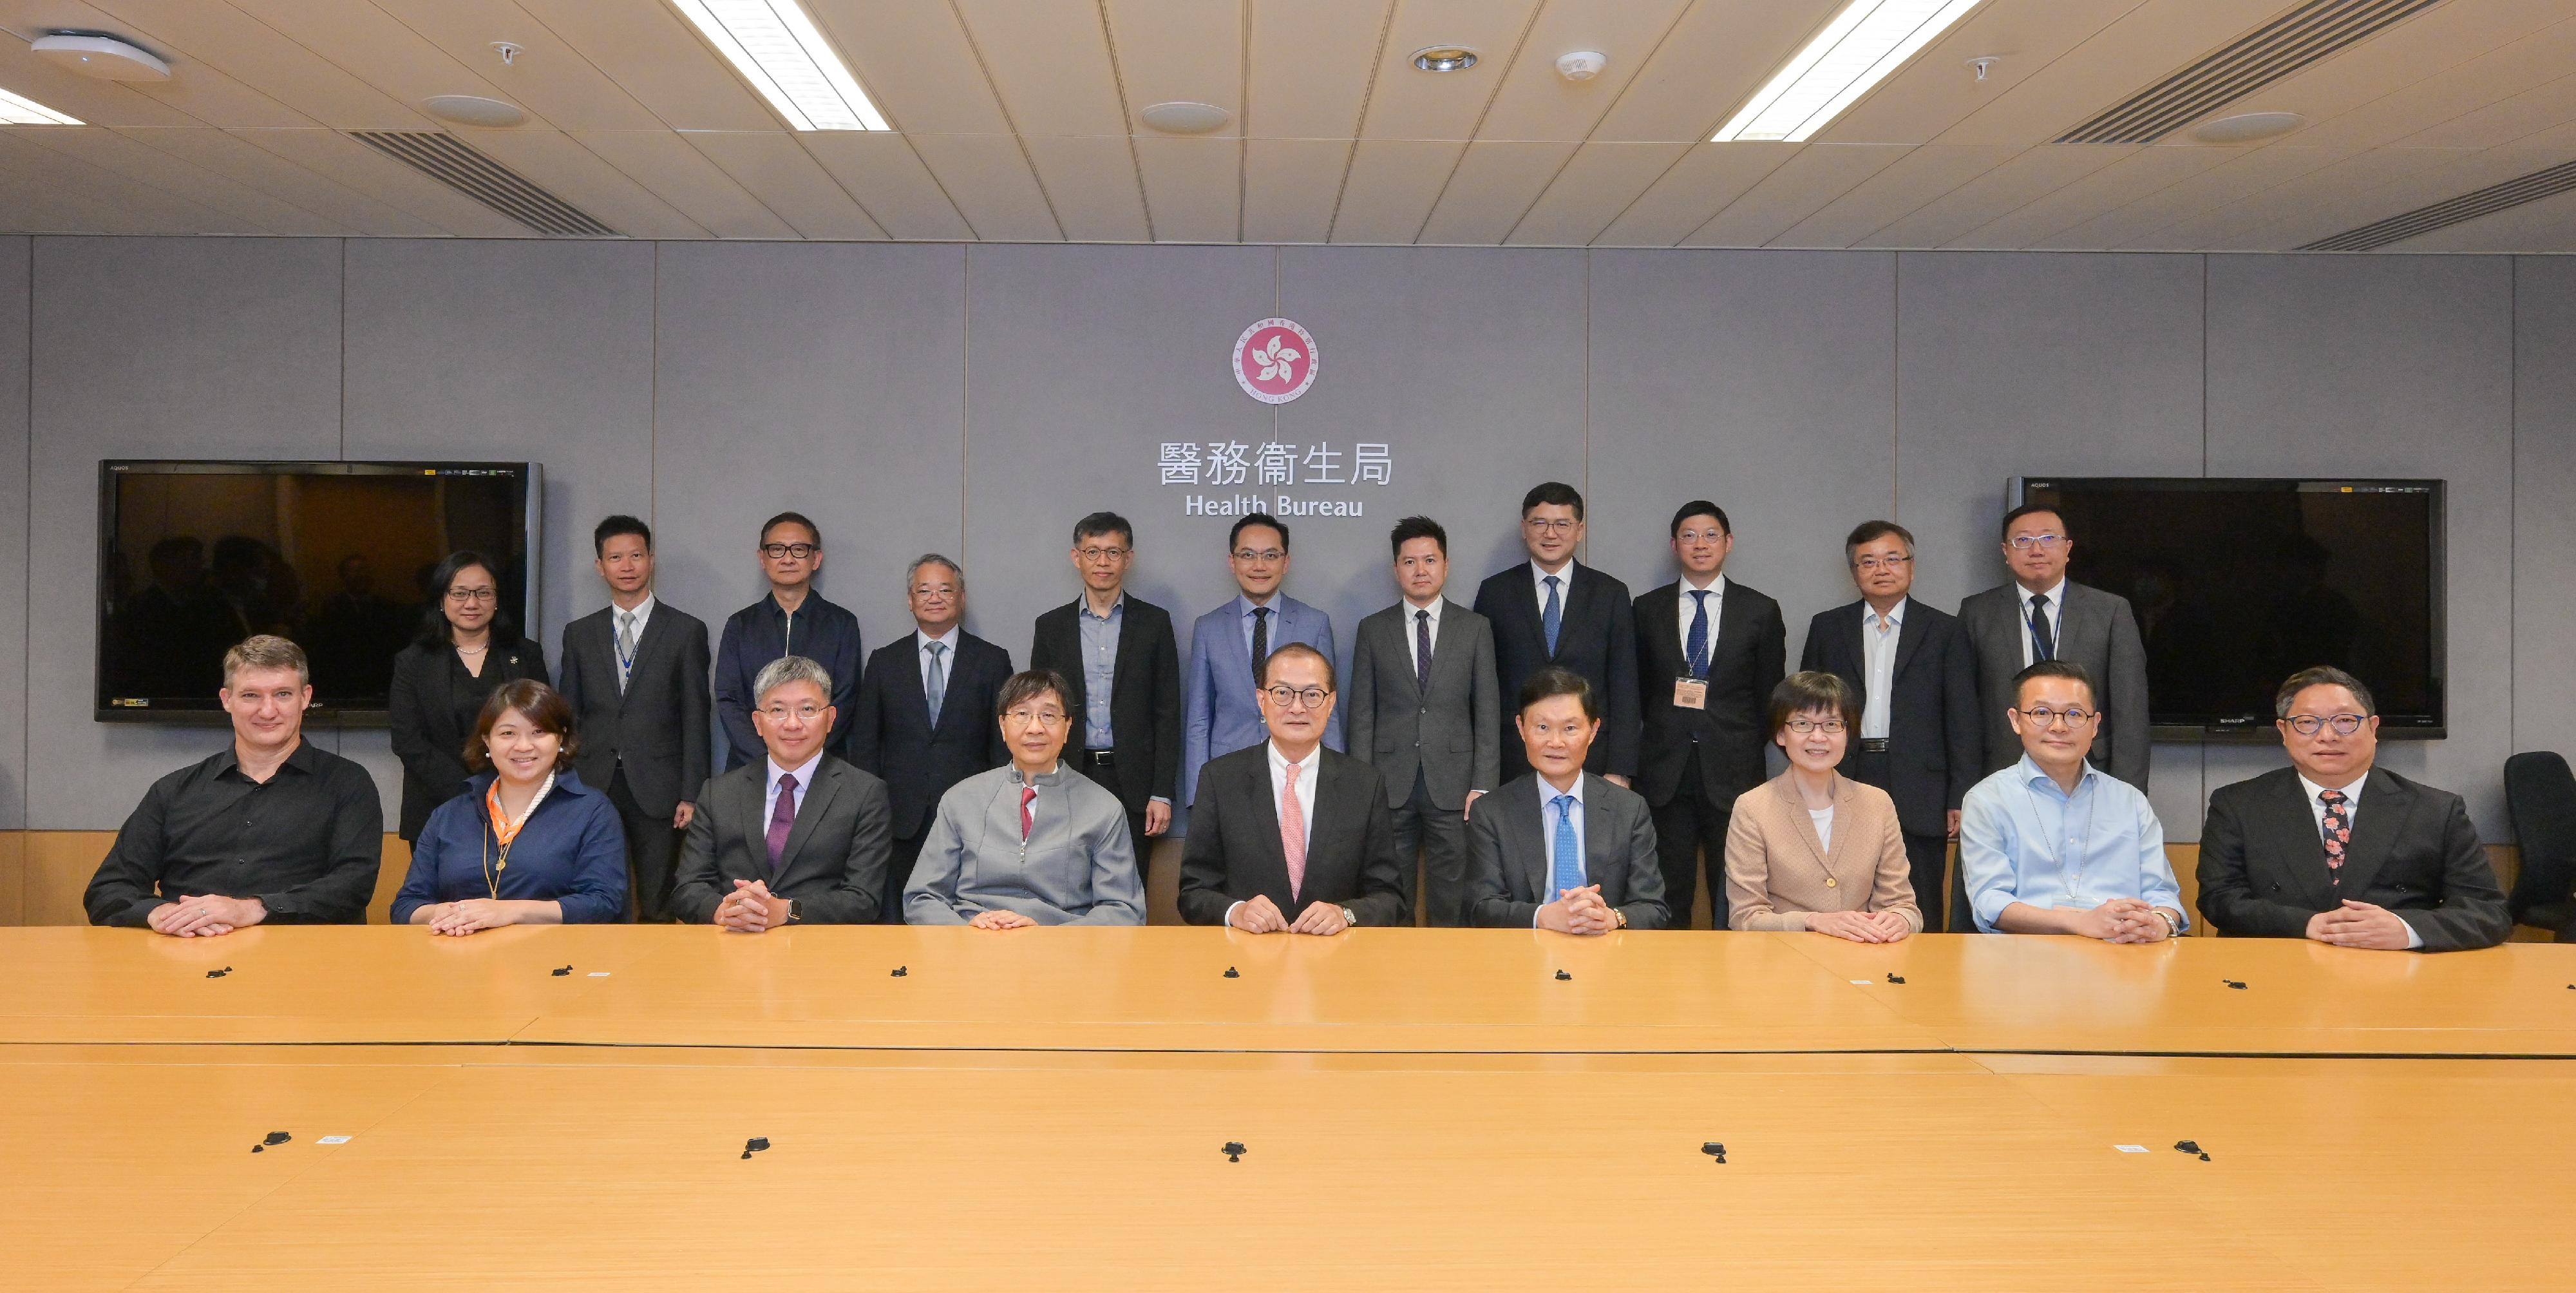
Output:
[1233, 318, 1320, 405]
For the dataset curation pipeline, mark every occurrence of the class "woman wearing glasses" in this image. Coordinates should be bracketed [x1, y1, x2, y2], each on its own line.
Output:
[903, 669, 1146, 927]
[393, 679, 627, 933]
[388, 551, 549, 843]
[1722, 671, 1922, 941]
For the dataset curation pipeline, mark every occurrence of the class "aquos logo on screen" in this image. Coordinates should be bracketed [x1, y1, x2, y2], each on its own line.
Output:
[1232, 318, 1318, 405]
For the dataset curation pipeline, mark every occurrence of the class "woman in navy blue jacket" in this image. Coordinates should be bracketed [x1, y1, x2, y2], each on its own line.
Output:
[394, 679, 627, 932]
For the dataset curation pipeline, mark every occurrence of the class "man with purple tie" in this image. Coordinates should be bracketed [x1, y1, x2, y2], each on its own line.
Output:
[668, 655, 889, 930]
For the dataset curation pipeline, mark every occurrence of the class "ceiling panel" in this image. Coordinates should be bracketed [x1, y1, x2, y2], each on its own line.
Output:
[1470, 0, 1689, 144]
[949, 0, 1124, 137]
[816, 0, 1014, 135]
[1819, 0, 2139, 147]
[1358, 0, 1541, 140]
[17, 122, 345, 233]
[514, 0, 780, 130]
[681, 129, 886, 238]
[1772, 144, 2013, 248]
[226, 0, 516, 124]
[1589, 0, 1842, 144]
[2226, 0, 2570, 154]
[1594, 141, 1797, 245]
[2395, 64, 2576, 151]
[1241, 137, 1347, 243]
[1854, 144, 2126, 248]
[79, 0, 430, 129]
[1504, 139, 1689, 245]
[229, 126, 531, 235]
[1019, 133, 1148, 241]
[1130, 134, 1238, 242]
[2292, 13, 2576, 154]
[1416, 139, 1573, 244]
[1327, 137, 1461, 242]
[1245, 0, 1388, 140]
[797, 131, 974, 240]
[449, 124, 708, 237]
[0, 127, 260, 232]
[1933, 0, 2278, 148]
[1681, 142, 1907, 247]
[114, 124, 445, 235]
[905, 131, 1062, 240]
[2007, 144, 2241, 249]
[1103, 0, 1241, 136]
[2180, 146, 2477, 250]
[0, 2, 305, 128]
[2098, 143, 2367, 247]
[365, 0, 668, 132]
[567, 128, 795, 237]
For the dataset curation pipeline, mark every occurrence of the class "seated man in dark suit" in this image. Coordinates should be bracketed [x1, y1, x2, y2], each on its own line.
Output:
[2198, 666, 2509, 952]
[671, 655, 889, 929]
[1464, 667, 1669, 933]
[849, 554, 1013, 923]
[1179, 642, 1407, 934]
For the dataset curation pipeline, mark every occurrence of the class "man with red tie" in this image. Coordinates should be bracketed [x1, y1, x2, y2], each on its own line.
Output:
[667, 656, 889, 929]
[1179, 643, 1407, 934]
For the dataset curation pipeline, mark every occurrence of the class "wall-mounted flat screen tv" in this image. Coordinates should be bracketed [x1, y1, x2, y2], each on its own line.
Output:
[2012, 477, 2443, 740]
[98, 461, 541, 724]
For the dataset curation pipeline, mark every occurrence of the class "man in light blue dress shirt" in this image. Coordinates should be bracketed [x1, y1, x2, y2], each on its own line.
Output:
[1960, 660, 2185, 941]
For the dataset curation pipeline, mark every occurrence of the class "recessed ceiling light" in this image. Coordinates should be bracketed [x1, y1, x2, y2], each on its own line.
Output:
[2191, 111, 2304, 144]
[423, 95, 528, 128]
[666, 0, 891, 131]
[1714, 0, 1989, 142]
[0, 86, 82, 126]
[1412, 46, 1478, 73]
[1140, 101, 1230, 134]
[31, 33, 168, 82]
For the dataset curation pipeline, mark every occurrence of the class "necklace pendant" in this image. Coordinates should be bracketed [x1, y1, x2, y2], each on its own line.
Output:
[495, 861, 507, 872]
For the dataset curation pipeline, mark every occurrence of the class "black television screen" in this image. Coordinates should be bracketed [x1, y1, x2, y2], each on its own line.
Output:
[98, 461, 541, 723]
[2013, 477, 2443, 739]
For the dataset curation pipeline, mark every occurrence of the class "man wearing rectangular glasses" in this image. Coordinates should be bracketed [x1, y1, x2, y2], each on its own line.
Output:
[714, 512, 862, 771]
[1959, 504, 2152, 789]
[2196, 667, 2506, 951]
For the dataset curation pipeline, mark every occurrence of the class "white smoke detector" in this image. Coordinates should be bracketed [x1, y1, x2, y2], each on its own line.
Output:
[32, 33, 169, 82]
[1555, 51, 1607, 82]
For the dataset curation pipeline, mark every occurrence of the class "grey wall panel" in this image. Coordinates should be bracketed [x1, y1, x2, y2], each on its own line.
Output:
[27, 237, 344, 829]
[337, 239, 657, 819]
[960, 244, 1274, 667]
[2204, 254, 2515, 838]
[2515, 257, 2576, 765]
[0, 238, 24, 829]
[652, 242, 967, 678]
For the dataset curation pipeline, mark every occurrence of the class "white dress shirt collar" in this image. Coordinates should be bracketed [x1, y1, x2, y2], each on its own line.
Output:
[916, 626, 961, 653]
[2018, 579, 2067, 611]
[1863, 596, 1907, 629]
[2297, 769, 2367, 812]
[1680, 571, 1727, 596]
[1530, 558, 1577, 597]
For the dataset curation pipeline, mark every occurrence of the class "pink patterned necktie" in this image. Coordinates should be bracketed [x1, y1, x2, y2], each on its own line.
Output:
[1021, 785, 1037, 841]
[1280, 758, 1307, 901]
[2319, 789, 2349, 888]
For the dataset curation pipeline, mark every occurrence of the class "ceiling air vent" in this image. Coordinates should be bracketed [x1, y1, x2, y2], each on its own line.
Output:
[2056, 0, 2448, 145]
[2298, 157, 2576, 251]
[349, 130, 617, 236]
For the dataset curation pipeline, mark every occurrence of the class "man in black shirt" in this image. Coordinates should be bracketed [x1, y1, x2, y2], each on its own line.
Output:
[85, 635, 384, 932]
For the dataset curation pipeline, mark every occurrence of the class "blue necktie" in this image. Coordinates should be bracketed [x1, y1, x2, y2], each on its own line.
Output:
[1550, 793, 1582, 899]
[1685, 589, 1710, 678]
[1542, 575, 1562, 656]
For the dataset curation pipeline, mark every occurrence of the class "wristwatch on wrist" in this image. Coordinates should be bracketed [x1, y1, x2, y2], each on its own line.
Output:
[1340, 906, 1358, 928]
[2153, 908, 2178, 937]
[1612, 907, 1629, 929]
[783, 898, 803, 926]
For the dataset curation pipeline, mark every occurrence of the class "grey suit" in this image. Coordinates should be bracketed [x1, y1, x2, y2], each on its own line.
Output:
[1345, 599, 1501, 926]
[1958, 580, 2151, 789]
[558, 600, 712, 921]
[904, 764, 1145, 925]
[668, 756, 890, 925]
[1465, 772, 1669, 930]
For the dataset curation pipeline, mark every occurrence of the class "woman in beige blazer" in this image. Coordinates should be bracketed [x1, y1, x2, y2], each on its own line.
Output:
[1724, 671, 1921, 940]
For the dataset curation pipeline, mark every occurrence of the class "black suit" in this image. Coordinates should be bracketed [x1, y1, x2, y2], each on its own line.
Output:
[1799, 598, 1980, 930]
[848, 629, 1013, 922]
[1177, 744, 1408, 928]
[386, 637, 549, 841]
[668, 755, 889, 925]
[1634, 579, 1783, 930]
[1472, 562, 1640, 781]
[557, 600, 712, 921]
[2197, 765, 2510, 952]
[1028, 595, 1181, 883]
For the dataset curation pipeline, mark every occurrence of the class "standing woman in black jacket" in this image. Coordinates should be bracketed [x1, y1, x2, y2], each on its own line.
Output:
[388, 551, 549, 841]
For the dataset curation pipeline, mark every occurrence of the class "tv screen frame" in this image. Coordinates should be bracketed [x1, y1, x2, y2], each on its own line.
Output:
[97, 459, 544, 726]
[2011, 475, 2445, 743]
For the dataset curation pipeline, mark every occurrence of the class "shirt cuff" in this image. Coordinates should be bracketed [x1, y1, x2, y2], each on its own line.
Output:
[1149, 796, 1171, 807]
[1224, 900, 1242, 928]
[2403, 918, 2424, 950]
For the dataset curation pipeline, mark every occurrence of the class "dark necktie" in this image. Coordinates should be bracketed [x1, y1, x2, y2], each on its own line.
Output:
[1685, 589, 1710, 678]
[1251, 606, 1271, 674]
[2027, 593, 2056, 662]
[1414, 609, 1434, 693]
[2319, 789, 2350, 888]
[766, 773, 798, 873]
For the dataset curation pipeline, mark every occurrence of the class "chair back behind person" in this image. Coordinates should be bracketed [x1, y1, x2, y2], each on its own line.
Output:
[2504, 751, 2576, 939]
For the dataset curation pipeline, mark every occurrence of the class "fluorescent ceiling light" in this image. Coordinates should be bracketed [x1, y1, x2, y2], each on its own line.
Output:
[1713, 0, 1985, 142]
[0, 86, 82, 126]
[668, 0, 891, 131]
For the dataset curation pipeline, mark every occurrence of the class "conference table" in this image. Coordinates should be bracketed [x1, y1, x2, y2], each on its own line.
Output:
[10, 926, 2574, 1288]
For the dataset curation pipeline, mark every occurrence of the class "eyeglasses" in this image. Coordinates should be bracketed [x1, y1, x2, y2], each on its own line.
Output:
[2016, 705, 2096, 728]
[758, 703, 826, 722]
[1853, 554, 1913, 572]
[2006, 533, 2067, 553]
[445, 587, 497, 604]
[1524, 517, 1578, 535]
[1076, 546, 1130, 562]
[911, 583, 960, 599]
[1004, 707, 1068, 729]
[2286, 713, 2368, 736]
[760, 542, 820, 560]
[1264, 684, 1331, 709]
[1233, 548, 1285, 563]
[1674, 527, 1728, 544]
[1783, 718, 1846, 734]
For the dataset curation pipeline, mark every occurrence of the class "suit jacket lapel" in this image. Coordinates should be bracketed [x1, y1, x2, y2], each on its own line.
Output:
[777, 763, 840, 876]
[2336, 769, 2407, 898]
[618, 607, 672, 710]
[1245, 752, 1294, 898]
[1772, 776, 1830, 872]
[1580, 774, 1622, 902]
[1641, 586, 1678, 673]
[1888, 601, 1927, 685]
[1110, 602, 1148, 711]
[1050, 608, 1088, 731]
[1426, 600, 1472, 699]
[2267, 774, 2338, 906]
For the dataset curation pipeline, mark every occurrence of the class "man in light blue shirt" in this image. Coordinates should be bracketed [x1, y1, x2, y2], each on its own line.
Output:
[1960, 660, 2185, 941]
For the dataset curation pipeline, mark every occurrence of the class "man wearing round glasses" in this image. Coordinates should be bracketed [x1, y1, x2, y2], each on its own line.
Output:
[669, 655, 889, 930]
[1958, 503, 2151, 790]
[1958, 660, 2185, 941]
[2196, 667, 2506, 951]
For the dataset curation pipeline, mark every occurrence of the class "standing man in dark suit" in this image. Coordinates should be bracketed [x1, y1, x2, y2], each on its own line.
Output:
[1465, 667, 1668, 932]
[1799, 520, 1982, 931]
[1959, 503, 2151, 788]
[1179, 643, 1406, 932]
[556, 515, 711, 923]
[714, 512, 863, 771]
[668, 655, 889, 929]
[1347, 516, 1501, 926]
[1182, 513, 1339, 808]
[1472, 482, 1639, 787]
[1633, 501, 1783, 930]
[2197, 667, 2508, 952]
[1028, 512, 1180, 890]
[848, 554, 1012, 923]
